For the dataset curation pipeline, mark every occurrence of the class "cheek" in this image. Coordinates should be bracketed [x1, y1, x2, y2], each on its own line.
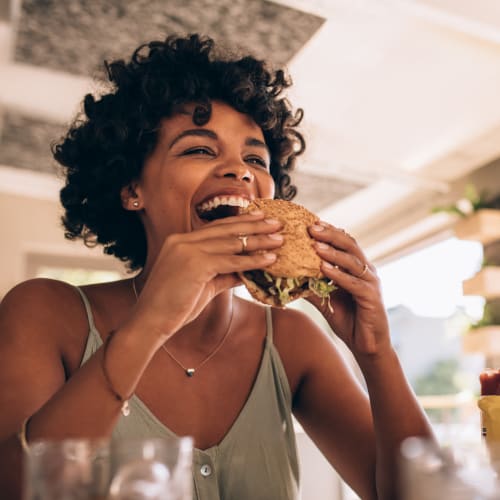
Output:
[160, 169, 200, 200]
[257, 172, 276, 199]
[147, 177, 188, 221]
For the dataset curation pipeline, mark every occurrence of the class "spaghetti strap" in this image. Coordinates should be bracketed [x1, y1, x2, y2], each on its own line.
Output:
[265, 307, 273, 342]
[74, 286, 97, 332]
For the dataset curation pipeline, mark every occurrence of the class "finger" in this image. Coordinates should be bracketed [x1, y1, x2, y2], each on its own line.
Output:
[320, 261, 373, 297]
[201, 232, 284, 255]
[309, 222, 367, 264]
[314, 242, 371, 280]
[187, 216, 283, 242]
[212, 273, 242, 295]
[204, 252, 278, 276]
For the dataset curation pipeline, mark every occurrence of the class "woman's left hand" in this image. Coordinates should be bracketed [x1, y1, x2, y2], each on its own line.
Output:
[306, 222, 391, 358]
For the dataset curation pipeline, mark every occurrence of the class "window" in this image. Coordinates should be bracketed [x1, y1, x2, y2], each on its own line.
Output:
[26, 252, 124, 286]
[378, 237, 484, 442]
[35, 266, 121, 286]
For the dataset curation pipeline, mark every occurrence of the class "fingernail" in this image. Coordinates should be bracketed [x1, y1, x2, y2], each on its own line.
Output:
[263, 253, 277, 261]
[312, 224, 324, 231]
[323, 261, 334, 269]
[316, 242, 329, 249]
[249, 209, 264, 215]
[264, 218, 280, 225]
[268, 233, 283, 241]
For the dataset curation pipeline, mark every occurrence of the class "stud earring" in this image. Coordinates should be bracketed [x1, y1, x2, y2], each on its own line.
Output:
[132, 200, 140, 208]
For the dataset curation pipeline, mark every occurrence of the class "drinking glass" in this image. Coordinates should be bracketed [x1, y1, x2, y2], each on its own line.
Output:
[108, 436, 193, 500]
[399, 436, 500, 499]
[23, 439, 110, 500]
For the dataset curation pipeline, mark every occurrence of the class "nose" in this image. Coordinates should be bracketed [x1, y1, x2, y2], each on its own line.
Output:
[215, 161, 254, 183]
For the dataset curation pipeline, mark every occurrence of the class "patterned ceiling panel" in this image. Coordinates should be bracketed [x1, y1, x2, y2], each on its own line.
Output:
[0, 112, 63, 175]
[2, 1, 364, 211]
[292, 170, 365, 213]
[14, 0, 324, 74]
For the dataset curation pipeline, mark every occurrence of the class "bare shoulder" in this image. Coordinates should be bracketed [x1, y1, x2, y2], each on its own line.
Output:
[0, 278, 88, 348]
[0, 279, 94, 437]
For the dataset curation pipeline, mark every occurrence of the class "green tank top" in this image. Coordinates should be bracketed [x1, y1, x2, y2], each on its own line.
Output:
[77, 287, 300, 500]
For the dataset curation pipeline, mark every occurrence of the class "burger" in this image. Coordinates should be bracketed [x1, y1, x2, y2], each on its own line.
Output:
[238, 199, 336, 307]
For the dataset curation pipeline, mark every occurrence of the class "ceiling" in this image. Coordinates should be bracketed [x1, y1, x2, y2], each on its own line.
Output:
[1, 0, 500, 263]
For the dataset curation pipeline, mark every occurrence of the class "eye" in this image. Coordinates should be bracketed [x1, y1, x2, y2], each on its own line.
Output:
[182, 146, 214, 156]
[245, 156, 269, 170]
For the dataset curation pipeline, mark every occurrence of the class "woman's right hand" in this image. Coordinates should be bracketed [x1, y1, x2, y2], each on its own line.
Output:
[127, 211, 282, 344]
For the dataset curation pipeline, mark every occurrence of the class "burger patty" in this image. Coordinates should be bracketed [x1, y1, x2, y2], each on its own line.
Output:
[243, 271, 309, 295]
[243, 270, 274, 291]
[242, 270, 337, 307]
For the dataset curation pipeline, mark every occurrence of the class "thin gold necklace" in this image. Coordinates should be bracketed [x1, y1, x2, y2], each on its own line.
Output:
[131, 277, 234, 377]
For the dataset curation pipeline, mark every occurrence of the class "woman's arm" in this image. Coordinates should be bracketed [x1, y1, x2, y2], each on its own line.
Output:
[355, 347, 433, 500]
[0, 213, 285, 497]
[285, 220, 436, 499]
[277, 308, 432, 500]
[0, 279, 162, 497]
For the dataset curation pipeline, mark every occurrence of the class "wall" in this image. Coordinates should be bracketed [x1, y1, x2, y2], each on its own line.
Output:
[297, 429, 344, 499]
[0, 190, 125, 297]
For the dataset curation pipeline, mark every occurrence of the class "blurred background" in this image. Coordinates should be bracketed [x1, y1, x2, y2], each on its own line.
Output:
[1, 0, 500, 498]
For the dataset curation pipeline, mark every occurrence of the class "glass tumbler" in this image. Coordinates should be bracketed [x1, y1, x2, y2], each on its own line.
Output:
[108, 436, 193, 500]
[23, 439, 110, 500]
[399, 436, 500, 499]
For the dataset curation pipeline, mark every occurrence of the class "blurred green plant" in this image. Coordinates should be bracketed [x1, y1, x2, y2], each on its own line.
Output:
[432, 184, 500, 218]
[414, 359, 463, 396]
[469, 301, 500, 330]
[470, 303, 494, 330]
[413, 359, 465, 420]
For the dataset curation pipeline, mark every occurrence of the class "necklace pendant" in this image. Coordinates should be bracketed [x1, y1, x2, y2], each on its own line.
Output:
[186, 368, 195, 377]
[121, 400, 130, 417]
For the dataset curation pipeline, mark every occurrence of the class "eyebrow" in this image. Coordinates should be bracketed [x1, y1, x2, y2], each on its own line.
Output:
[169, 129, 217, 149]
[245, 137, 269, 153]
[168, 128, 270, 156]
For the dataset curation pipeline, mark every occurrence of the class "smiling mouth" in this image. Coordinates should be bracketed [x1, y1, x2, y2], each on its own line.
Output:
[196, 195, 251, 221]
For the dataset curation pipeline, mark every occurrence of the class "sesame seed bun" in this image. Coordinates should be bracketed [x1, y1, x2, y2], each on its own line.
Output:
[238, 199, 329, 307]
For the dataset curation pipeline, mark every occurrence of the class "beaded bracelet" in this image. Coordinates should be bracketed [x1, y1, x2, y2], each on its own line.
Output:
[102, 331, 131, 417]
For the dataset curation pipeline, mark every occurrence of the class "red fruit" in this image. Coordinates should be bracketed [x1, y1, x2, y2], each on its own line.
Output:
[480, 369, 500, 395]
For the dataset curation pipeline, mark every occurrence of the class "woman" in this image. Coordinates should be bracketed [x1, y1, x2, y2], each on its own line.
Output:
[0, 34, 433, 499]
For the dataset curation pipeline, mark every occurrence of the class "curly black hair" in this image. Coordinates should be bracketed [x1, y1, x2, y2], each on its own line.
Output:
[53, 34, 305, 270]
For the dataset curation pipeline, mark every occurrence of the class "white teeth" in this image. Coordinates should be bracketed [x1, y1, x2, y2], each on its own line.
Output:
[198, 196, 250, 213]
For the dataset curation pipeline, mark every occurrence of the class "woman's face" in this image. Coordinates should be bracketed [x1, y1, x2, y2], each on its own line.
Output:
[133, 101, 275, 250]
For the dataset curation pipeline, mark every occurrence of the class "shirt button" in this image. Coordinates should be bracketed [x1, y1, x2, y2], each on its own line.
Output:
[200, 464, 212, 477]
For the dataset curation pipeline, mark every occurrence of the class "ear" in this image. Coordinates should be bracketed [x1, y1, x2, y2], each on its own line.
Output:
[121, 183, 142, 211]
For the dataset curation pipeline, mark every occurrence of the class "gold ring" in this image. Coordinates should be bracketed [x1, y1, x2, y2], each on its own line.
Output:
[238, 234, 248, 252]
[358, 263, 369, 278]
